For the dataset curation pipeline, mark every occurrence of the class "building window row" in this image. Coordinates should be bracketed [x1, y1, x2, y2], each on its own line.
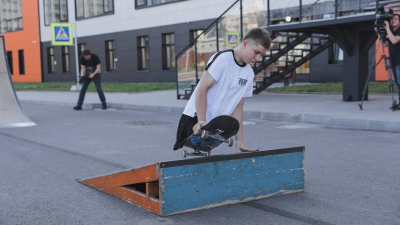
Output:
[162, 33, 175, 69]
[136, 0, 186, 9]
[44, 0, 68, 26]
[62, 46, 70, 72]
[76, 0, 114, 20]
[18, 50, 25, 74]
[138, 36, 149, 70]
[6, 50, 25, 75]
[105, 40, 116, 71]
[43, 0, 185, 25]
[47, 47, 55, 73]
[0, 0, 23, 34]
[43, 0, 114, 25]
[46, 34, 176, 73]
[7, 51, 13, 74]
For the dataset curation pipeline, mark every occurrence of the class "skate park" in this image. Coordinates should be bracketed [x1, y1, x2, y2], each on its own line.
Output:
[1, 0, 400, 224]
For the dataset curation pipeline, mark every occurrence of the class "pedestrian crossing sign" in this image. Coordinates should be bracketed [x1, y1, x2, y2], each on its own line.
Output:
[51, 23, 73, 46]
[225, 32, 240, 47]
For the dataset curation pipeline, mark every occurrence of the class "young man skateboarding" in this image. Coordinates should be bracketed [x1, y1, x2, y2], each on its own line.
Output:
[173, 28, 271, 153]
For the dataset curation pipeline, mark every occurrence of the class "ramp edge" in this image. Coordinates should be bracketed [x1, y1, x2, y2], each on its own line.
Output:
[0, 122, 37, 128]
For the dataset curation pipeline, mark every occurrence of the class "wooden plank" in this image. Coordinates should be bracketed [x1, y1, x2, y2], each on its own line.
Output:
[159, 149, 304, 216]
[102, 186, 160, 215]
[146, 182, 159, 197]
[78, 163, 159, 189]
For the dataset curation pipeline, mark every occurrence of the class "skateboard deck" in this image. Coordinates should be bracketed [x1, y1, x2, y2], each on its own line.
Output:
[182, 115, 239, 157]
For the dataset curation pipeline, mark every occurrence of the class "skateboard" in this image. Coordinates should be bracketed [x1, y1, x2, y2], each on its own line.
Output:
[182, 115, 240, 158]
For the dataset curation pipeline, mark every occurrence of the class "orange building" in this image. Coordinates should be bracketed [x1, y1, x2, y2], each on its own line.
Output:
[1, 0, 41, 82]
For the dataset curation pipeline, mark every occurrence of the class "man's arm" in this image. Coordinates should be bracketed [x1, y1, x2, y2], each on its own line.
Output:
[80, 65, 86, 77]
[385, 21, 400, 44]
[192, 70, 216, 135]
[231, 97, 259, 153]
[89, 64, 101, 78]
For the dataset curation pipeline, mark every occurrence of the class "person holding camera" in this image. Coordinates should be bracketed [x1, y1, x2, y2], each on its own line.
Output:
[73, 50, 107, 110]
[385, 14, 400, 108]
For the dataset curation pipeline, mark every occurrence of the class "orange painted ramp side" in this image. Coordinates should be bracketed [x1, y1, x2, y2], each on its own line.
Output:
[78, 163, 159, 189]
[375, 43, 389, 81]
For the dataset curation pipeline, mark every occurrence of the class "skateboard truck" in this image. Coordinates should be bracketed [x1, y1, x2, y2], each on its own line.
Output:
[182, 147, 211, 158]
[201, 129, 234, 147]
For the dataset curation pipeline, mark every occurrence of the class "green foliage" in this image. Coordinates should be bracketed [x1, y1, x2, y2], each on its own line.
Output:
[265, 82, 398, 93]
[13, 82, 176, 92]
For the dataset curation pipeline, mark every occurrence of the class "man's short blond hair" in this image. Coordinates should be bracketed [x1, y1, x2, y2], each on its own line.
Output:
[243, 28, 271, 50]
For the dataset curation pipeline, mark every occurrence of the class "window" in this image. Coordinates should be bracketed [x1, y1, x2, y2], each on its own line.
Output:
[78, 43, 85, 72]
[7, 51, 13, 75]
[62, 46, 70, 72]
[76, 0, 114, 20]
[105, 40, 116, 71]
[44, 0, 68, 26]
[328, 44, 343, 64]
[48, 47, 55, 73]
[162, 33, 175, 69]
[137, 36, 149, 70]
[136, 0, 186, 9]
[190, 29, 203, 43]
[78, 43, 86, 59]
[18, 50, 24, 75]
[0, 0, 23, 33]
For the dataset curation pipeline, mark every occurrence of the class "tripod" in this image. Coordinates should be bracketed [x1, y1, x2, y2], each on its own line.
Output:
[358, 33, 398, 111]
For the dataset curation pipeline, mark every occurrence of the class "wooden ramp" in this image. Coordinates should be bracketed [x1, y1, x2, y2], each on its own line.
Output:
[78, 147, 305, 216]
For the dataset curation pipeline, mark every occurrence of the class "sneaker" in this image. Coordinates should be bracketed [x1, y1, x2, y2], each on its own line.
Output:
[73, 106, 82, 110]
[101, 105, 107, 110]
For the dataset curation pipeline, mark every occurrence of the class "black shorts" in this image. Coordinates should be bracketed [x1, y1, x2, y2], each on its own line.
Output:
[173, 114, 198, 150]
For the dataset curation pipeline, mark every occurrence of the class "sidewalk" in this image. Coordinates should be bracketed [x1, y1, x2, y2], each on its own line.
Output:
[17, 90, 400, 133]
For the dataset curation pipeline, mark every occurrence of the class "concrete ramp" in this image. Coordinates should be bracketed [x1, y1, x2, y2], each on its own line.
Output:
[0, 36, 36, 128]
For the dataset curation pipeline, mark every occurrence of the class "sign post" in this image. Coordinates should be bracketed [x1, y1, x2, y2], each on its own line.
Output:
[51, 23, 81, 91]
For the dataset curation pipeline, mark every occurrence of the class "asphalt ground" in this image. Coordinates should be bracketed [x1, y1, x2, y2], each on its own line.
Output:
[1, 103, 399, 225]
[17, 90, 400, 134]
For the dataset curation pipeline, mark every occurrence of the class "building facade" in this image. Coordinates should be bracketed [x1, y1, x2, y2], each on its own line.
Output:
[38, 0, 235, 83]
[2, 0, 389, 84]
[1, 0, 42, 82]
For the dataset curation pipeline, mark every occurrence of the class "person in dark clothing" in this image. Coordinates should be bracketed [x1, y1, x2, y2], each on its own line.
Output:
[385, 14, 400, 109]
[73, 50, 107, 110]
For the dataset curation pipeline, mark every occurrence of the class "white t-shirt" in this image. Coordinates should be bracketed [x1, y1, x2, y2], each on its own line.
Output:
[183, 49, 254, 122]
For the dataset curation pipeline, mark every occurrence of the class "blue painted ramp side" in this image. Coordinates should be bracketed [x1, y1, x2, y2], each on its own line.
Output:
[159, 148, 304, 215]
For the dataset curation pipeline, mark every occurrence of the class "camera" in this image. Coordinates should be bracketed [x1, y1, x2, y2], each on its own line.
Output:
[374, 6, 394, 36]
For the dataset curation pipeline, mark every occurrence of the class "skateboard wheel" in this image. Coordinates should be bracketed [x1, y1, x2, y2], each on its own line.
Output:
[207, 151, 211, 156]
[227, 138, 234, 147]
[201, 130, 209, 139]
[182, 150, 187, 158]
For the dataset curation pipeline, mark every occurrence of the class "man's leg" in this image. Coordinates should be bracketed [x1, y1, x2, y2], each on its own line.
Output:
[75, 77, 91, 109]
[173, 115, 198, 150]
[93, 75, 107, 108]
[394, 65, 400, 103]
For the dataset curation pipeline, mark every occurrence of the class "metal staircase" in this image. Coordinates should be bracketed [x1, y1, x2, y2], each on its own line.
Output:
[175, 0, 382, 99]
[252, 32, 335, 94]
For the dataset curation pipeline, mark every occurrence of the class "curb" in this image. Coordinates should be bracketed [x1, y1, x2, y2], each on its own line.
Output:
[324, 118, 400, 133]
[20, 100, 400, 134]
